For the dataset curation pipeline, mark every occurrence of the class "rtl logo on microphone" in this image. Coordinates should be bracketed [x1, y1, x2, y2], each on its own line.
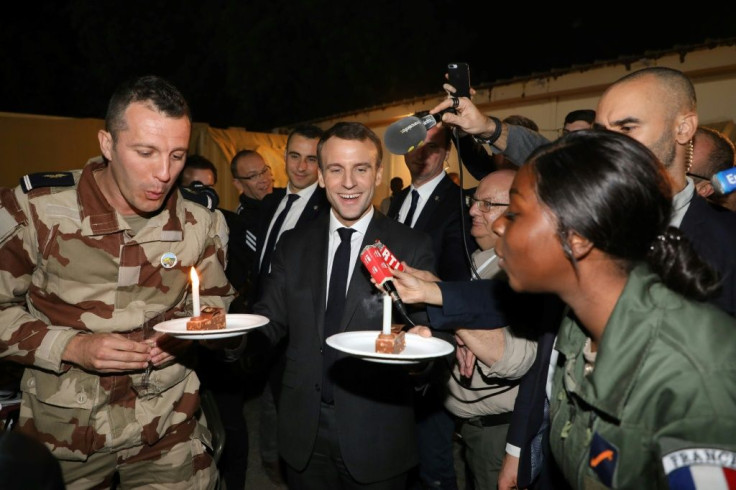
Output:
[360, 245, 393, 286]
[374, 240, 404, 271]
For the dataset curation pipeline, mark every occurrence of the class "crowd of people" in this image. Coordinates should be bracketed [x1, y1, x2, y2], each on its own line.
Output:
[0, 64, 734, 490]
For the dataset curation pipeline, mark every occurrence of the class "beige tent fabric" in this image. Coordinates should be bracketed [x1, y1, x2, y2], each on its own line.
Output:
[0, 114, 288, 213]
[0, 112, 105, 189]
[190, 124, 288, 211]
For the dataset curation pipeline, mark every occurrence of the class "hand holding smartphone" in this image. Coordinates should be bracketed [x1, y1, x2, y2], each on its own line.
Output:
[447, 62, 471, 98]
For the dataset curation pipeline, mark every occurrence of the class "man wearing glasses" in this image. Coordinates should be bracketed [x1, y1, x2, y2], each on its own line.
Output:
[449, 169, 538, 490]
[231, 149, 274, 204]
[227, 149, 275, 313]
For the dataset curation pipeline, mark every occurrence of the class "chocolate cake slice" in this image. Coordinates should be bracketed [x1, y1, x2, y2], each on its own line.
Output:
[375, 331, 406, 354]
[186, 306, 226, 331]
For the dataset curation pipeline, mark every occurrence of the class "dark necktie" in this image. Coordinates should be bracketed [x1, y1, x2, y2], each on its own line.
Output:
[260, 193, 299, 273]
[322, 227, 355, 403]
[402, 189, 419, 227]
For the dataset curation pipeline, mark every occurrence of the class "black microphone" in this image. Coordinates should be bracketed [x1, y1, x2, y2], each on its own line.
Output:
[382, 281, 417, 328]
[384, 108, 455, 155]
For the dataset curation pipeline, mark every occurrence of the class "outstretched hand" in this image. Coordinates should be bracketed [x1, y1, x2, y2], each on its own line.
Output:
[429, 96, 495, 137]
[391, 267, 443, 306]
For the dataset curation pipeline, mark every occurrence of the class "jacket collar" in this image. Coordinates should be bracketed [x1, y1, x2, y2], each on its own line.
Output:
[77, 159, 184, 241]
[556, 264, 680, 420]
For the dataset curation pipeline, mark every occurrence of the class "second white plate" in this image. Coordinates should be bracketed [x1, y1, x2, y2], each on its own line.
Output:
[326, 331, 454, 365]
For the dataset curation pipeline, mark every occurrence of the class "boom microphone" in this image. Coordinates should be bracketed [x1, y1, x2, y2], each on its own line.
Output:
[711, 167, 736, 195]
[359, 245, 416, 327]
[383, 108, 455, 155]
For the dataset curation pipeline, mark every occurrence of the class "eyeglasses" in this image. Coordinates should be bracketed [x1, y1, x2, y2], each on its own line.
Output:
[235, 166, 271, 181]
[465, 195, 509, 212]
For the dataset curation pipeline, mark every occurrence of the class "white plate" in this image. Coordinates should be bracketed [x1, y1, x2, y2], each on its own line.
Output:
[326, 331, 454, 365]
[153, 313, 269, 340]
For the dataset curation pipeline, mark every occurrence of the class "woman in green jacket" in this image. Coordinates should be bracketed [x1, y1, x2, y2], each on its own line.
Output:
[492, 129, 736, 489]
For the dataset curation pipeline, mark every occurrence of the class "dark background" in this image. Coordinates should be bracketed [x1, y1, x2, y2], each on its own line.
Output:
[1, 1, 734, 131]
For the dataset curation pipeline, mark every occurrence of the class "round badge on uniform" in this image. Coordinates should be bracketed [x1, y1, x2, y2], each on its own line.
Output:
[161, 252, 178, 268]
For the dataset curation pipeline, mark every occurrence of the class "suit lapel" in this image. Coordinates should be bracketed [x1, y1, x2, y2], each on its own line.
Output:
[387, 187, 410, 220]
[296, 187, 327, 228]
[255, 188, 286, 272]
[340, 212, 384, 332]
[312, 216, 331, 342]
[413, 174, 450, 230]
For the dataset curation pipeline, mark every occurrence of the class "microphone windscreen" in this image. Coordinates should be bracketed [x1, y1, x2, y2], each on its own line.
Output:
[384, 116, 428, 155]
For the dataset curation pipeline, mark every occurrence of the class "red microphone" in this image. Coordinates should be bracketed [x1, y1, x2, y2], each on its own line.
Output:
[360, 245, 416, 327]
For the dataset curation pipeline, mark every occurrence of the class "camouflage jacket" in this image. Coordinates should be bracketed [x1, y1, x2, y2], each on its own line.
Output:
[0, 160, 234, 461]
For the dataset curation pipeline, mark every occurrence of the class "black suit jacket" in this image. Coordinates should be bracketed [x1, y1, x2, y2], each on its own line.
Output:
[505, 297, 567, 489]
[253, 211, 436, 483]
[252, 185, 330, 302]
[679, 193, 736, 316]
[387, 174, 475, 281]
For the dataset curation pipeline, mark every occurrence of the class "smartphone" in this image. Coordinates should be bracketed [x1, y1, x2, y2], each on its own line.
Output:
[447, 62, 471, 98]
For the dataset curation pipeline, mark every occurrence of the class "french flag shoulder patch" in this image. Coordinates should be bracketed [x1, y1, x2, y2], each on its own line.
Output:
[662, 447, 736, 489]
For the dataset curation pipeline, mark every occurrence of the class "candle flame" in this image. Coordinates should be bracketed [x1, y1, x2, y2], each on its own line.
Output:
[190, 267, 199, 286]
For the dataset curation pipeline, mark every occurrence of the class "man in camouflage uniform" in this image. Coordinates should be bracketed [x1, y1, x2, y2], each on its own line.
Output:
[0, 75, 234, 489]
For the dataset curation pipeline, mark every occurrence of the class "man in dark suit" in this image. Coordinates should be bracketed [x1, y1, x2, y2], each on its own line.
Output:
[387, 113, 475, 282]
[249, 124, 329, 484]
[255, 124, 330, 282]
[387, 113, 474, 489]
[253, 122, 436, 489]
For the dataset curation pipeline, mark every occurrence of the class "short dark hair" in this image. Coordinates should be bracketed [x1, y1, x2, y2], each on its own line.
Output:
[229, 149, 263, 178]
[693, 126, 735, 177]
[317, 122, 383, 169]
[390, 176, 404, 192]
[564, 109, 596, 126]
[527, 130, 719, 300]
[286, 125, 324, 149]
[105, 75, 191, 140]
[181, 154, 217, 184]
[503, 115, 539, 132]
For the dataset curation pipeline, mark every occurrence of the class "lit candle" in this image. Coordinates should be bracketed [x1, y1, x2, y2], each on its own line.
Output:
[190, 267, 201, 316]
[382, 293, 391, 334]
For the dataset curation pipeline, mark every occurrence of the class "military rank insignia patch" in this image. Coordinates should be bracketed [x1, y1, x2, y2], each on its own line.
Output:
[20, 172, 75, 193]
[662, 447, 736, 489]
[589, 432, 618, 487]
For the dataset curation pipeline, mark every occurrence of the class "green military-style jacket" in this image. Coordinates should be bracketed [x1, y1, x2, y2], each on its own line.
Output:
[0, 160, 235, 461]
[549, 265, 736, 489]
